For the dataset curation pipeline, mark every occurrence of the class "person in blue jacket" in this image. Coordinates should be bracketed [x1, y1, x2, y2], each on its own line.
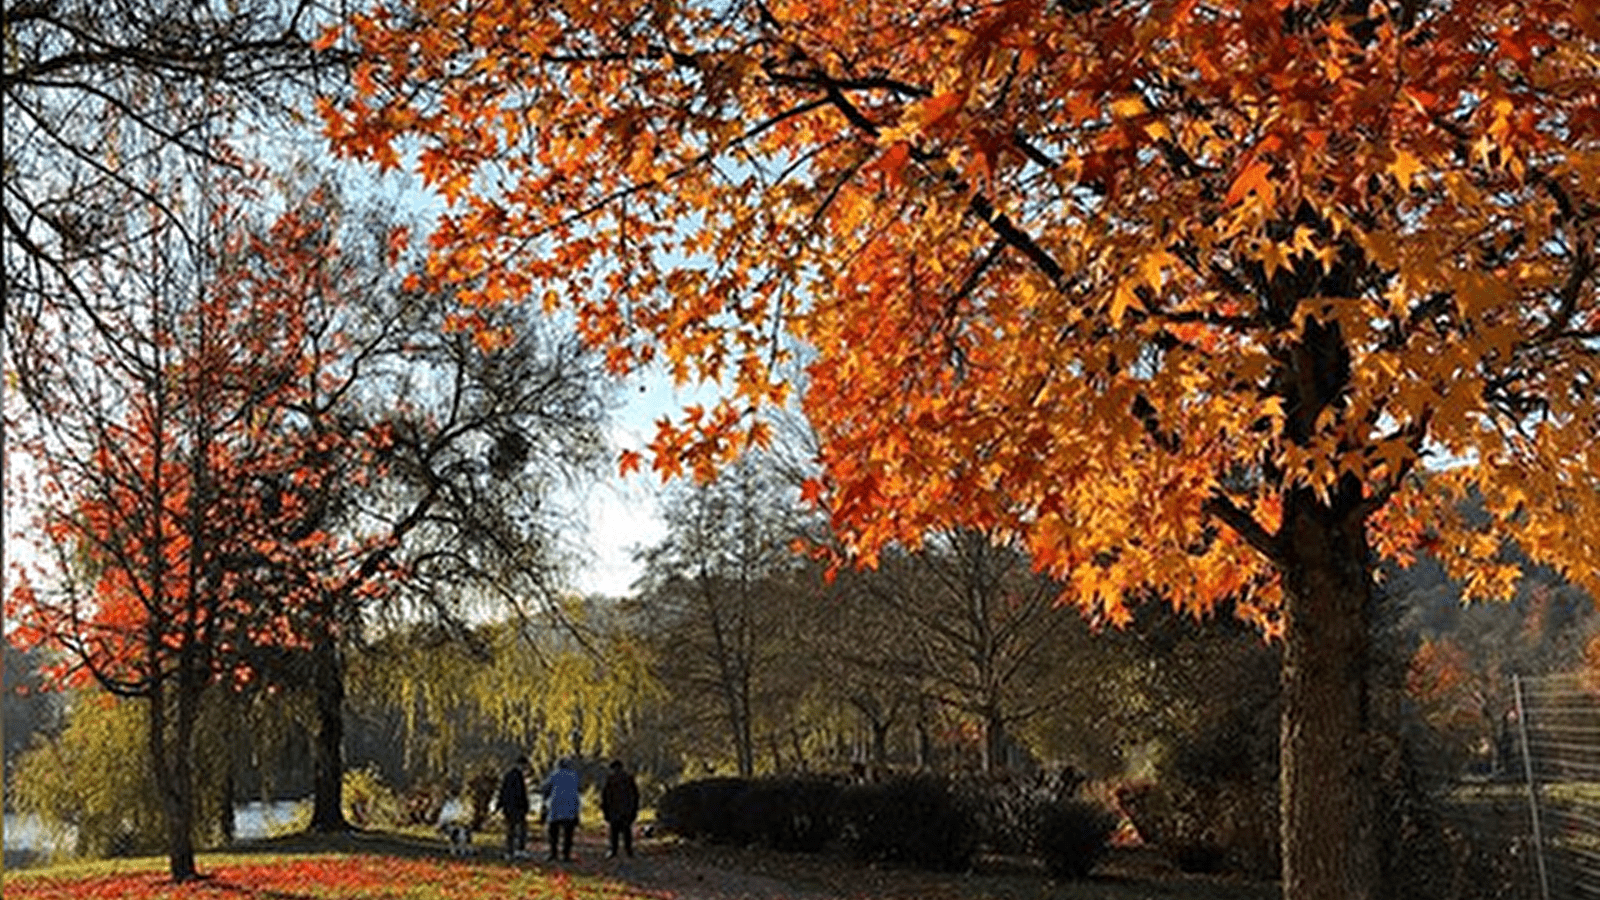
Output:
[539, 758, 582, 861]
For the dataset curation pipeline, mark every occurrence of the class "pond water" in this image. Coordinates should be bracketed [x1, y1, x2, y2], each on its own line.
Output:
[4, 799, 311, 866]
[3, 811, 74, 856]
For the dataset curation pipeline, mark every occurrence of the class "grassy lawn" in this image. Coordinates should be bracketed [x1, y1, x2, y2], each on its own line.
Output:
[1, 828, 1280, 900]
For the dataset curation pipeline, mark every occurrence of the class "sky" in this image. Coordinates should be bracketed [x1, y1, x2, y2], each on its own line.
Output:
[568, 374, 722, 598]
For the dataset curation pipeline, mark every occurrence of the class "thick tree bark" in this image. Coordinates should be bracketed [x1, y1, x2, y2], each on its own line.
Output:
[1278, 484, 1379, 900]
[308, 635, 350, 832]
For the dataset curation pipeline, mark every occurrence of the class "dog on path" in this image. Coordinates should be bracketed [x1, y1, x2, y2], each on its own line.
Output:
[438, 821, 474, 857]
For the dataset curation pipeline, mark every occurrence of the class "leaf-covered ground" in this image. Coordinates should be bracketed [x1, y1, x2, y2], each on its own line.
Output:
[2, 827, 1278, 900]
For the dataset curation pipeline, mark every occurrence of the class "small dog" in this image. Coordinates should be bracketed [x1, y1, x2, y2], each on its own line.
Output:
[438, 821, 473, 857]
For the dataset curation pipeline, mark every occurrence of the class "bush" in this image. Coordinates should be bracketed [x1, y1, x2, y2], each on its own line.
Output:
[654, 776, 839, 850]
[654, 777, 750, 842]
[1115, 683, 1280, 880]
[342, 766, 402, 829]
[1034, 799, 1119, 880]
[400, 778, 456, 826]
[837, 774, 978, 872]
[1114, 779, 1278, 878]
[728, 777, 840, 852]
[1374, 740, 1535, 900]
[958, 767, 1086, 855]
[464, 767, 499, 831]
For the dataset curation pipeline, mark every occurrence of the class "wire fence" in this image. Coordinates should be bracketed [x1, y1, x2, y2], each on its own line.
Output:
[1515, 672, 1600, 900]
[1407, 672, 1599, 900]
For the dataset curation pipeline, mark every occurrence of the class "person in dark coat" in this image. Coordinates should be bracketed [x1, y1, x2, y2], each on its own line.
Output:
[496, 756, 531, 859]
[600, 759, 641, 858]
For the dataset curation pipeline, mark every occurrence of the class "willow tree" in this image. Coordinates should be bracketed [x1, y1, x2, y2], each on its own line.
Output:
[351, 611, 661, 778]
[321, 3, 1599, 897]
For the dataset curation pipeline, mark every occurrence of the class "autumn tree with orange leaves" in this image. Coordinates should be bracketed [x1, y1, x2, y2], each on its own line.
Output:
[321, 2, 1599, 897]
[3, 180, 394, 880]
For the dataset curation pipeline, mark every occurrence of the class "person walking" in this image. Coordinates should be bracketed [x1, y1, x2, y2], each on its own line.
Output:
[495, 756, 531, 859]
[540, 758, 581, 861]
[600, 759, 640, 858]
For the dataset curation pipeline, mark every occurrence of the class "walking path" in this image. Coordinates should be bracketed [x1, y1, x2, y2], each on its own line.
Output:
[218, 824, 1276, 900]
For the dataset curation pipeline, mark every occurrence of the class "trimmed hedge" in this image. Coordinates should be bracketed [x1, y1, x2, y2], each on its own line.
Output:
[729, 776, 841, 852]
[654, 776, 750, 842]
[958, 767, 1087, 855]
[655, 776, 840, 850]
[837, 774, 979, 872]
[654, 770, 1114, 879]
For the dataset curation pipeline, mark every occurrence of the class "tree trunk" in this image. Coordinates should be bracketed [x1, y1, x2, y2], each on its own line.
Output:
[981, 706, 1006, 773]
[220, 768, 235, 845]
[150, 674, 200, 881]
[1278, 485, 1379, 900]
[308, 635, 349, 832]
[870, 719, 890, 771]
[734, 682, 755, 777]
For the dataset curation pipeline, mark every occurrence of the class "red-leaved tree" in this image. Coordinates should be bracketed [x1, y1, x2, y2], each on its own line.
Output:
[4, 181, 398, 879]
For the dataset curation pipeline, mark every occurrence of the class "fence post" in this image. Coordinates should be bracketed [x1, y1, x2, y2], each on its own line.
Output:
[1513, 673, 1551, 900]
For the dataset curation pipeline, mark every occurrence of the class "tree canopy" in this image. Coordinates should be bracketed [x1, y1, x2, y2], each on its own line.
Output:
[323, 0, 1597, 612]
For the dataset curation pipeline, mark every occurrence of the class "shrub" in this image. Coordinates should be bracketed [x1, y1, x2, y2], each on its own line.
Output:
[464, 767, 499, 831]
[654, 777, 750, 842]
[342, 766, 403, 828]
[1114, 684, 1280, 880]
[1374, 740, 1537, 900]
[1114, 779, 1277, 878]
[837, 773, 978, 872]
[958, 766, 1086, 856]
[1034, 799, 1119, 880]
[401, 778, 456, 826]
[653, 776, 840, 850]
[728, 776, 840, 852]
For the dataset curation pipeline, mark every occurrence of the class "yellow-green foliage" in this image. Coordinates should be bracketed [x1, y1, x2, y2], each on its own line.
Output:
[353, 606, 662, 771]
[341, 766, 403, 829]
[11, 692, 232, 859]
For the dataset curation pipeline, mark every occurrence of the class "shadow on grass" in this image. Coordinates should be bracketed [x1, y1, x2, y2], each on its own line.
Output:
[215, 827, 449, 861]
